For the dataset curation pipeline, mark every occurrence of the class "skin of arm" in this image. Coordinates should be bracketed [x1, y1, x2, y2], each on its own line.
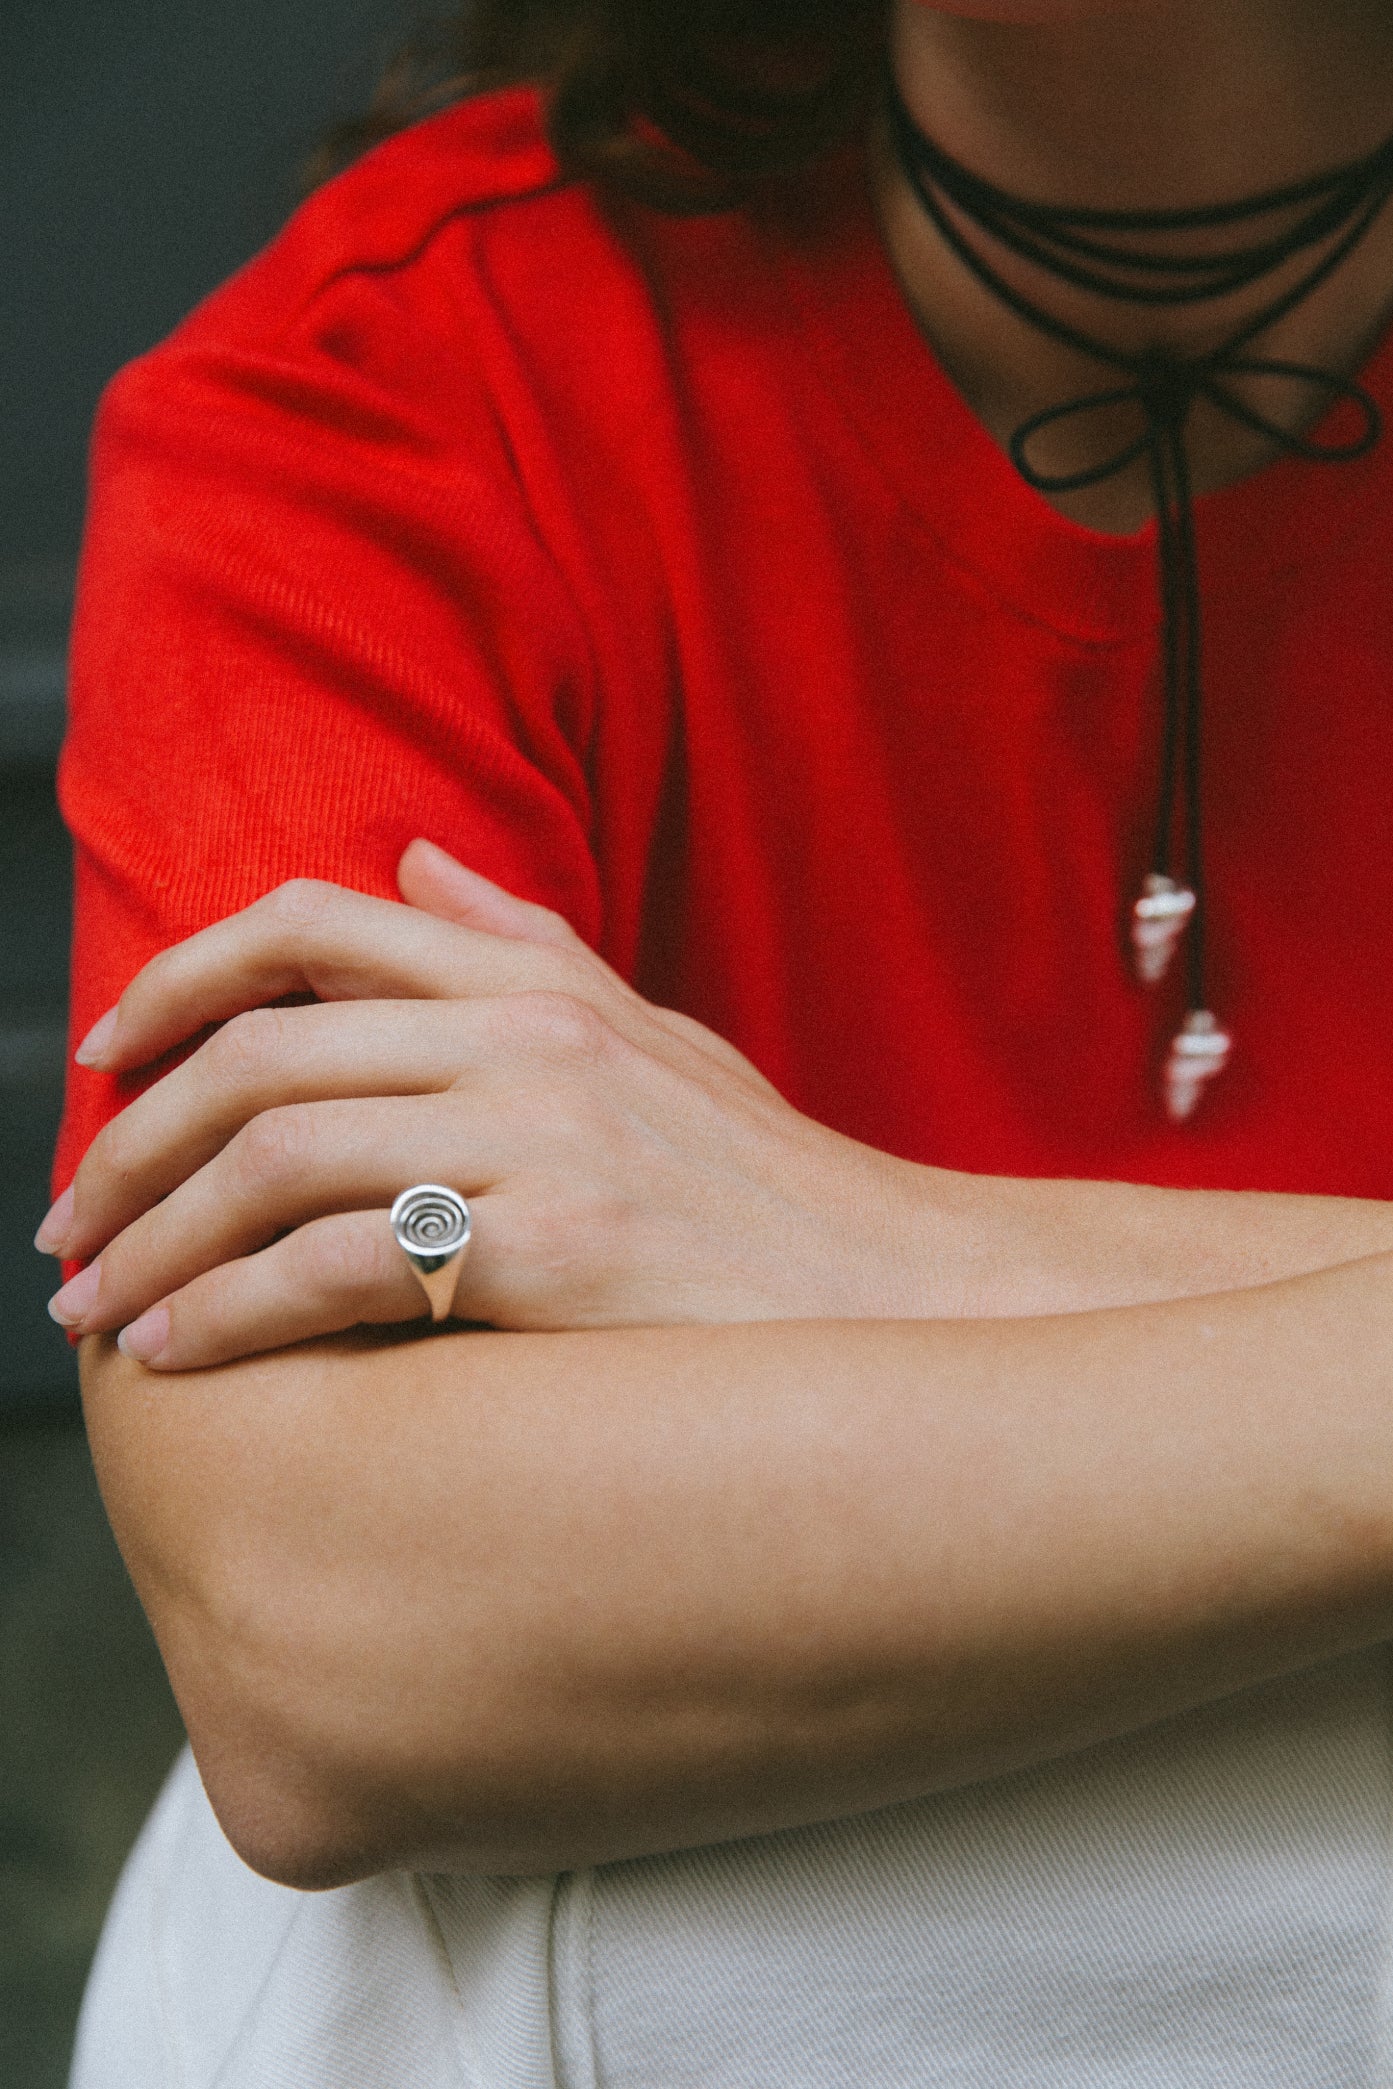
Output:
[82, 1250, 1393, 1889]
[48, 861, 1393, 1897]
[42, 856, 1393, 1370]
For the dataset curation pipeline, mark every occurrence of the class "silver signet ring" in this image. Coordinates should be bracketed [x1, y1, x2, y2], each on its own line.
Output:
[390, 1185, 472, 1323]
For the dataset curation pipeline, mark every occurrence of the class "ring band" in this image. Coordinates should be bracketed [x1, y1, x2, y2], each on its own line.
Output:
[390, 1184, 472, 1322]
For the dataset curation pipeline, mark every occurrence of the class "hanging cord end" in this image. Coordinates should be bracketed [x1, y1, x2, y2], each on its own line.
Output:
[1132, 874, 1197, 986]
[1164, 1010, 1232, 1123]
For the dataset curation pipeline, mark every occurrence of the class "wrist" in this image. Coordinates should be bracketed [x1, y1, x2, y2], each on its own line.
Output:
[831, 1149, 1031, 1321]
[864, 1165, 1186, 1321]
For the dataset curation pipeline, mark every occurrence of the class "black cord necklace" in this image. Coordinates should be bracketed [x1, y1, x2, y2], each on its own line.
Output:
[887, 74, 1391, 1120]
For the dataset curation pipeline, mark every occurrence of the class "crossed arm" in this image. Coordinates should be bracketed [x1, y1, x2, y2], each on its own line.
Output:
[55, 843, 1393, 1887]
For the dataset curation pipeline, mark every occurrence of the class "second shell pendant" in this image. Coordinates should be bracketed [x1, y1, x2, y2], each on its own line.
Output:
[1164, 1011, 1233, 1124]
[1131, 874, 1196, 985]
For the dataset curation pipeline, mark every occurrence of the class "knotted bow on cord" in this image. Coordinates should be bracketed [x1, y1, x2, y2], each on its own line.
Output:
[887, 77, 1392, 1117]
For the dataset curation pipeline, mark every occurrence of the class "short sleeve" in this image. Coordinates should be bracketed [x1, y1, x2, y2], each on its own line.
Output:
[54, 260, 601, 1192]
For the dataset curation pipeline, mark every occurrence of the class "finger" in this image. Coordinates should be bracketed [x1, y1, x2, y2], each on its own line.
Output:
[394, 849, 770, 1089]
[73, 875, 763, 1105]
[75, 879, 619, 1075]
[115, 1208, 434, 1371]
[63, 1093, 501, 1337]
[65, 999, 481, 1261]
[397, 840, 584, 952]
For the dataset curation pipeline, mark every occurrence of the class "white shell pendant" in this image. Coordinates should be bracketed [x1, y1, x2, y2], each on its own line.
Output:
[1164, 1010, 1232, 1124]
[1131, 874, 1197, 986]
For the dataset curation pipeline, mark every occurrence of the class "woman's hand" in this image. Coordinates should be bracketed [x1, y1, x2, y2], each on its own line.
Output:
[39, 843, 961, 1369]
[41, 839, 1393, 1371]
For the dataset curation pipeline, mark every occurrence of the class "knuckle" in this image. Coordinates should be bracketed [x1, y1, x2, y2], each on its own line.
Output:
[509, 989, 611, 1062]
[231, 1105, 314, 1188]
[533, 901, 576, 942]
[87, 1109, 141, 1192]
[294, 1215, 384, 1299]
[133, 943, 178, 1002]
[262, 878, 338, 935]
[551, 945, 610, 998]
[205, 1005, 289, 1087]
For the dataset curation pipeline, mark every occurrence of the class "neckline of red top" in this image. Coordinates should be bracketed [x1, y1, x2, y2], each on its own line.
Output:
[764, 155, 1393, 648]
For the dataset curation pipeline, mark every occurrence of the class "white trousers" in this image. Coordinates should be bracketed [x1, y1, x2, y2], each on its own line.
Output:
[74, 1650, 1393, 2088]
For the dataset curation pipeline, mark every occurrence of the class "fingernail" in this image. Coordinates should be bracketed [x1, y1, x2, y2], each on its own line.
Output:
[48, 1260, 102, 1328]
[75, 1008, 118, 1068]
[34, 1184, 75, 1255]
[118, 1306, 170, 1366]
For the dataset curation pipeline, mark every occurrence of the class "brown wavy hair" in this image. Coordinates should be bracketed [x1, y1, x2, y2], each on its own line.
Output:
[315, 0, 888, 208]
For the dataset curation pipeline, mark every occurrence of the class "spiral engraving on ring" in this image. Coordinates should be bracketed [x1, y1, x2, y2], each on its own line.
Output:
[390, 1185, 471, 1268]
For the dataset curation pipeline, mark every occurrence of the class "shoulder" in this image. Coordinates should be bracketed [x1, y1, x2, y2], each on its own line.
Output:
[92, 84, 796, 514]
[81, 86, 664, 642]
[82, 84, 828, 648]
[98, 86, 823, 440]
[162, 87, 594, 353]
[276, 83, 568, 285]
[93, 91, 592, 406]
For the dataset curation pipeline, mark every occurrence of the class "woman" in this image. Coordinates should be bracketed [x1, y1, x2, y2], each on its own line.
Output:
[43, 0, 1393, 2080]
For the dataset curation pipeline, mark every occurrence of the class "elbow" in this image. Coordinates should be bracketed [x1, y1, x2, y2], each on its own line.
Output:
[166, 1622, 488, 1890]
[178, 1661, 465, 1889]
[166, 1598, 558, 1887]
[193, 1749, 371, 1893]
[142, 1585, 565, 1888]
[181, 1602, 651, 1882]
[158, 1612, 405, 1890]
[188, 1711, 567, 1889]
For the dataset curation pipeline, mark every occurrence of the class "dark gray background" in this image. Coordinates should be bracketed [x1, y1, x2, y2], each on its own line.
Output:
[1, 0, 406, 1413]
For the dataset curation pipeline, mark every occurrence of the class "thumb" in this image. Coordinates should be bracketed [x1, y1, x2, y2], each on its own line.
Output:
[397, 839, 584, 952]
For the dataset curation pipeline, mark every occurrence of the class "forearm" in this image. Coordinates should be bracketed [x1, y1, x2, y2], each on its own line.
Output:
[935, 1165, 1393, 1314]
[82, 1250, 1393, 1886]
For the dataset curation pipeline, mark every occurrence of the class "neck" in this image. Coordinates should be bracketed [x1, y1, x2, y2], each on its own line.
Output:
[878, 1, 1393, 531]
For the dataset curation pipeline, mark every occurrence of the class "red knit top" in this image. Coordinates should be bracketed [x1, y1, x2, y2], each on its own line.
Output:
[55, 87, 1393, 1199]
